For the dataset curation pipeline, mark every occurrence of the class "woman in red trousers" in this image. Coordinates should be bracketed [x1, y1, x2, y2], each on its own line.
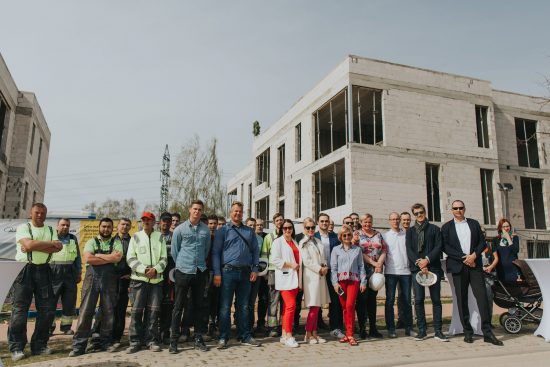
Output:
[330, 225, 367, 346]
[270, 219, 300, 348]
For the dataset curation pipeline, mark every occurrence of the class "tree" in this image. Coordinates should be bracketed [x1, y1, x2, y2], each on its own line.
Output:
[252, 120, 261, 137]
[83, 198, 138, 219]
[169, 135, 225, 219]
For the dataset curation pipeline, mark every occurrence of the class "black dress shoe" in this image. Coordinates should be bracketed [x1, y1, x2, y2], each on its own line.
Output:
[464, 334, 474, 343]
[168, 342, 178, 354]
[483, 333, 503, 346]
[194, 338, 209, 352]
[369, 330, 383, 339]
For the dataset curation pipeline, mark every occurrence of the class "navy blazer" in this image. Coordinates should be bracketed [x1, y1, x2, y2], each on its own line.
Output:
[405, 222, 442, 273]
[441, 218, 486, 274]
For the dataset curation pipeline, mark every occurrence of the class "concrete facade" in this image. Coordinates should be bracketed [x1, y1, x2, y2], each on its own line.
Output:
[0, 53, 50, 218]
[228, 55, 550, 258]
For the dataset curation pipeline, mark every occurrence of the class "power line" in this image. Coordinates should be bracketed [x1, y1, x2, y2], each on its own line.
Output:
[46, 164, 159, 180]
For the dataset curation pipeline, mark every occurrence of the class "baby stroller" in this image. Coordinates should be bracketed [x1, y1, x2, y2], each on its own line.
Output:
[491, 259, 543, 334]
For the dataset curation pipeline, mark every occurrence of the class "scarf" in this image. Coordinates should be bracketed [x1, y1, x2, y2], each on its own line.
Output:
[414, 220, 428, 253]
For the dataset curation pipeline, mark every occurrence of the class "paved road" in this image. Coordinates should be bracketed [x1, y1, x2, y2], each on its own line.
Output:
[7, 324, 547, 367]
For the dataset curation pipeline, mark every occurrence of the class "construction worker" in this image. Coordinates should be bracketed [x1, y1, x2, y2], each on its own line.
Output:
[9, 203, 62, 362]
[89, 217, 132, 351]
[69, 218, 122, 357]
[50, 218, 81, 336]
[126, 212, 168, 353]
[159, 212, 174, 345]
[112, 217, 133, 349]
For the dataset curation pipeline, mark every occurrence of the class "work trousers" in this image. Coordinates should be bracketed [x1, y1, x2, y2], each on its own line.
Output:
[50, 264, 78, 332]
[128, 280, 162, 346]
[8, 264, 54, 353]
[256, 276, 269, 328]
[266, 271, 281, 328]
[72, 266, 117, 352]
[159, 257, 175, 341]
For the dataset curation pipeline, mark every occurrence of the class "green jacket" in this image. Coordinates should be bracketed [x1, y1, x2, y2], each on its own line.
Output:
[260, 230, 280, 271]
[126, 230, 167, 284]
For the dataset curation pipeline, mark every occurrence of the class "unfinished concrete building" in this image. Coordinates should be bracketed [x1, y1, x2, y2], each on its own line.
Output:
[227, 55, 550, 258]
[0, 53, 50, 218]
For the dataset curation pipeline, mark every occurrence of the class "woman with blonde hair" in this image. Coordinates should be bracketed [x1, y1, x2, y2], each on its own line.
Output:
[331, 225, 367, 346]
[299, 217, 330, 344]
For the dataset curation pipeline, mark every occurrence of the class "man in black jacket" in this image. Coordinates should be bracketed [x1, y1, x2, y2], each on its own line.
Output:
[441, 200, 503, 346]
[405, 203, 447, 342]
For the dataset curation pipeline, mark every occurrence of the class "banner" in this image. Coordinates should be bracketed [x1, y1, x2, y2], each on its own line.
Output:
[0, 219, 139, 307]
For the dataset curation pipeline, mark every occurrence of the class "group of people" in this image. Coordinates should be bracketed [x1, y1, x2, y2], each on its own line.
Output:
[8, 198, 520, 361]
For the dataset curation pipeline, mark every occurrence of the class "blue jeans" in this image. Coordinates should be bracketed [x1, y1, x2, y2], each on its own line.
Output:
[219, 267, 252, 341]
[384, 274, 412, 332]
[412, 270, 442, 333]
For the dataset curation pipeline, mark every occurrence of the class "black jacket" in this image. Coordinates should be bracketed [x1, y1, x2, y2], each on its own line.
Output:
[405, 222, 442, 273]
[441, 218, 486, 274]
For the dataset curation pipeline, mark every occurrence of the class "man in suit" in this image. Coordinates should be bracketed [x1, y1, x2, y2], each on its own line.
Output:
[441, 200, 503, 346]
[405, 203, 447, 342]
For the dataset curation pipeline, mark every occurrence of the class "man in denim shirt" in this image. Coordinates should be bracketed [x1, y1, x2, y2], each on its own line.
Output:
[213, 201, 261, 349]
[169, 200, 211, 354]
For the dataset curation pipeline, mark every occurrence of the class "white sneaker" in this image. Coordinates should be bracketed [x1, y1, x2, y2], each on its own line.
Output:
[315, 336, 327, 344]
[330, 329, 345, 339]
[279, 336, 287, 345]
[284, 337, 299, 348]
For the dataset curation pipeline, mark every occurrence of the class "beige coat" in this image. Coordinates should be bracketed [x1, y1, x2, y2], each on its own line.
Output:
[299, 236, 330, 307]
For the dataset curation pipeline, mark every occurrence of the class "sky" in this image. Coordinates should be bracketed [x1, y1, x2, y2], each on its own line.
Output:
[0, 0, 549, 213]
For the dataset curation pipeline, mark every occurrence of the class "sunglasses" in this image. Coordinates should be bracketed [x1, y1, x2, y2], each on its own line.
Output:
[413, 210, 425, 216]
[344, 221, 353, 225]
[341, 233, 352, 238]
[452, 206, 464, 211]
[282, 227, 293, 231]
[305, 226, 316, 230]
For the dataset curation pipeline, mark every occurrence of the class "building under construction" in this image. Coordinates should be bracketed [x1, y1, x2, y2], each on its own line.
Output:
[227, 55, 550, 259]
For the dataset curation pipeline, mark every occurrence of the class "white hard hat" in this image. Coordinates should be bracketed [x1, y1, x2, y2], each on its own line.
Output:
[257, 258, 269, 277]
[415, 271, 438, 287]
[369, 272, 385, 291]
[169, 268, 176, 283]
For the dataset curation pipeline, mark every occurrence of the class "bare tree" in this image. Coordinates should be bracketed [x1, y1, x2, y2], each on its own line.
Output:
[83, 198, 138, 219]
[169, 135, 225, 219]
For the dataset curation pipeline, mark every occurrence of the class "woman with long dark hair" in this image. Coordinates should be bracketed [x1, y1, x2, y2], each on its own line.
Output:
[492, 218, 520, 282]
[270, 219, 300, 347]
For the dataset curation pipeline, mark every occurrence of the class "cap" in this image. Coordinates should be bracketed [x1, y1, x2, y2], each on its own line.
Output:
[141, 211, 156, 221]
[160, 212, 172, 222]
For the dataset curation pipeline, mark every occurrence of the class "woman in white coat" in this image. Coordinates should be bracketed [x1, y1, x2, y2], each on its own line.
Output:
[299, 217, 330, 344]
[270, 219, 300, 348]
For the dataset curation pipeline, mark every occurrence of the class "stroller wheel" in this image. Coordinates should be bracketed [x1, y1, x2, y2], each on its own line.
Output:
[502, 314, 522, 334]
[499, 313, 507, 327]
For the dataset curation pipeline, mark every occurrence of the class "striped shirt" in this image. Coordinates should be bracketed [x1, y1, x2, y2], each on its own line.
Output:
[330, 244, 367, 286]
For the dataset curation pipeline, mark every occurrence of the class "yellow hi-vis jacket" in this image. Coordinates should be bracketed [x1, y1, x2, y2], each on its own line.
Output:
[126, 230, 167, 284]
